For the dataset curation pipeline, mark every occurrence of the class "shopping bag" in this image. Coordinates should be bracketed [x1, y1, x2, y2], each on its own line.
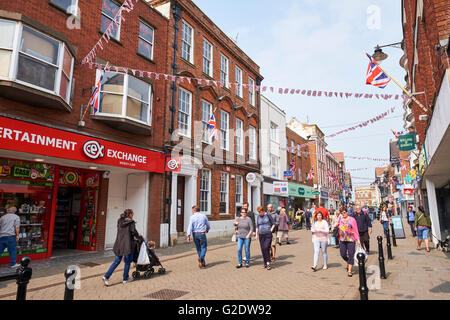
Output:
[330, 235, 336, 246]
[137, 242, 150, 265]
[353, 245, 368, 266]
[231, 234, 237, 242]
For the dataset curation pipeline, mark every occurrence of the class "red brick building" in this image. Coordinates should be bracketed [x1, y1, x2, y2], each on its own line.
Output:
[0, 0, 170, 263]
[149, 0, 263, 244]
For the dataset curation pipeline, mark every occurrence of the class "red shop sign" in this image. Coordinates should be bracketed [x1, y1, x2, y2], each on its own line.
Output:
[0, 116, 165, 173]
[165, 157, 181, 172]
[403, 188, 414, 195]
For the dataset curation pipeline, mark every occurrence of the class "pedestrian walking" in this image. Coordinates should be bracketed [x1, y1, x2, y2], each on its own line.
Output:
[239, 202, 256, 237]
[347, 203, 355, 217]
[255, 206, 275, 270]
[0, 206, 21, 268]
[330, 208, 341, 248]
[354, 205, 372, 253]
[267, 204, 279, 262]
[314, 202, 330, 223]
[234, 208, 253, 268]
[295, 208, 304, 229]
[380, 205, 391, 238]
[187, 206, 211, 268]
[277, 208, 290, 245]
[311, 212, 329, 271]
[103, 209, 141, 286]
[414, 206, 432, 252]
[334, 208, 360, 277]
[407, 205, 417, 237]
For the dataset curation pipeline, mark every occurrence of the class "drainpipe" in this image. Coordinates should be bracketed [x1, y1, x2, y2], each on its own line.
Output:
[162, 0, 182, 247]
[256, 77, 262, 207]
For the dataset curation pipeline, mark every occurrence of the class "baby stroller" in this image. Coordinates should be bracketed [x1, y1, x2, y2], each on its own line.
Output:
[132, 236, 166, 279]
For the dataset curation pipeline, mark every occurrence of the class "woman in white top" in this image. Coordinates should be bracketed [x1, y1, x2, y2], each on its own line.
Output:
[311, 212, 329, 271]
[380, 205, 391, 238]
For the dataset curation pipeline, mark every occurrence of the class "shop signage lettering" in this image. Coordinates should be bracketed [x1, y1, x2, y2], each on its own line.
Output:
[288, 183, 315, 198]
[398, 134, 415, 151]
[13, 166, 31, 178]
[165, 157, 181, 172]
[0, 117, 165, 173]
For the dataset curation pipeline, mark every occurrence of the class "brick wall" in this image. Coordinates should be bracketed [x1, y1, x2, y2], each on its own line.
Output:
[285, 127, 313, 187]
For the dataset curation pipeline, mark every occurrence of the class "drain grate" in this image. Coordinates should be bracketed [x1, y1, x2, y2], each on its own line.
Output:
[80, 262, 101, 267]
[145, 289, 189, 300]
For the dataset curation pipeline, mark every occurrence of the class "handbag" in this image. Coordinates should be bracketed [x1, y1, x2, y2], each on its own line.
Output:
[231, 234, 237, 242]
[329, 235, 336, 246]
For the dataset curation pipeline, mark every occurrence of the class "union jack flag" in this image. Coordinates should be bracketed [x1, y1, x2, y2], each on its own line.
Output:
[207, 113, 217, 141]
[88, 71, 103, 115]
[307, 167, 315, 180]
[289, 158, 296, 175]
[401, 161, 407, 171]
[366, 53, 391, 89]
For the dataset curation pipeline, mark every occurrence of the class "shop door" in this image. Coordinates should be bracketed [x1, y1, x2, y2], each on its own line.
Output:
[177, 176, 185, 233]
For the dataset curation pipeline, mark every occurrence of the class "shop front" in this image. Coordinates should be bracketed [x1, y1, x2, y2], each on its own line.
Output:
[287, 183, 316, 215]
[0, 116, 165, 264]
[263, 181, 287, 209]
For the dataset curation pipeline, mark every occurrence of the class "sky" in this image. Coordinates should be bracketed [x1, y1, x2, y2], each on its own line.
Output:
[193, 0, 405, 186]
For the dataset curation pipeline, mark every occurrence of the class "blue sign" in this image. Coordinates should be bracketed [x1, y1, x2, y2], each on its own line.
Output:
[339, 195, 344, 200]
[391, 216, 405, 239]
[284, 171, 292, 177]
[321, 191, 329, 198]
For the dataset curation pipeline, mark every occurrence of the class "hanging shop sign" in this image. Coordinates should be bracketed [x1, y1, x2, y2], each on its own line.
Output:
[321, 191, 329, 198]
[288, 183, 315, 199]
[165, 157, 182, 172]
[0, 116, 165, 173]
[273, 181, 289, 197]
[418, 145, 427, 175]
[398, 134, 415, 151]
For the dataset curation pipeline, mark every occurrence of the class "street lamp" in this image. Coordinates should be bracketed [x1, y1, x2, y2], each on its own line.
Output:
[371, 41, 403, 61]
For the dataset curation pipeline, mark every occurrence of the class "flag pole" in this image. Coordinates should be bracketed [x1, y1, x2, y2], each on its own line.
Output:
[81, 61, 110, 122]
[370, 55, 428, 113]
[199, 106, 218, 143]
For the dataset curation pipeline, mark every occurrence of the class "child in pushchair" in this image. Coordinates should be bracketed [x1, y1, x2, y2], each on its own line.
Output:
[132, 237, 166, 279]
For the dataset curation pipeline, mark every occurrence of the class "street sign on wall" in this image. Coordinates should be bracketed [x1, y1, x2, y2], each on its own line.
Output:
[398, 134, 415, 151]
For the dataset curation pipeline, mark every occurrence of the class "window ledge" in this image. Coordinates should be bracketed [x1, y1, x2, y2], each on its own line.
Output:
[91, 114, 152, 136]
[180, 57, 197, 69]
[0, 80, 72, 112]
[137, 52, 156, 65]
[98, 30, 123, 46]
[235, 95, 245, 102]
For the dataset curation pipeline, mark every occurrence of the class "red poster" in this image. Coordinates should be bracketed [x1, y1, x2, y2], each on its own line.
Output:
[0, 116, 165, 173]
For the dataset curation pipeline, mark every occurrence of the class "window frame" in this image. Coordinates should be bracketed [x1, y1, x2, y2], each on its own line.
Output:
[101, 0, 121, 41]
[235, 175, 243, 206]
[220, 172, 229, 214]
[177, 87, 192, 138]
[96, 70, 153, 126]
[0, 19, 74, 104]
[271, 154, 279, 179]
[248, 76, 255, 106]
[202, 38, 213, 77]
[270, 122, 278, 143]
[235, 66, 243, 98]
[220, 53, 229, 88]
[201, 99, 213, 144]
[50, 0, 79, 16]
[181, 19, 194, 64]
[249, 125, 257, 160]
[200, 169, 211, 215]
[220, 110, 229, 151]
[138, 20, 154, 60]
[235, 118, 244, 156]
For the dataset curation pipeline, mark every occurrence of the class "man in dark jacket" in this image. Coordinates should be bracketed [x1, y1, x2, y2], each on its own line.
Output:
[354, 205, 372, 253]
[103, 209, 141, 286]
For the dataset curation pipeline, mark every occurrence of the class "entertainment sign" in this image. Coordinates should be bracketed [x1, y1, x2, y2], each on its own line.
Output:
[0, 116, 165, 173]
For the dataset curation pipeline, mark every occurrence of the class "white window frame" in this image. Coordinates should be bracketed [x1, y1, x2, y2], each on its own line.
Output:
[202, 38, 213, 77]
[271, 154, 279, 179]
[101, 0, 121, 41]
[298, 168, 302, 182]
[50, 0, 79, 16]
[291, 140, 295, 154]
[200, 169, 211, 215]
[0, 19, 74, 104]
[249, 125, 257, 160]
[220, 54, 229, 88]
[235, 118, 244, 156]
[201, 100, 213, 144]
[96, 70, 153, 126]
[220, 172, 229, 214]
[178, 87, 192, 138]
[270, 122, 278, 143]
[138, 20, 154, 60]
[181, 20, 194, 64]
[220, 110, 229, 151]
[236, 175, 243, 206]
[235, 66, 243, 97]
[248, 77, 255, 106]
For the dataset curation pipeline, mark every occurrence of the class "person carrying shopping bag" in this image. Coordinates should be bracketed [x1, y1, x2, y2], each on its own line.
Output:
[311, 212, 329, 271]
[334, 208, 360, 277]
[103, 209, 141, 286]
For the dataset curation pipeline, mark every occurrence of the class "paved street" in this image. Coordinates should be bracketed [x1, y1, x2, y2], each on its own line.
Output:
[0, 218, 448, 300]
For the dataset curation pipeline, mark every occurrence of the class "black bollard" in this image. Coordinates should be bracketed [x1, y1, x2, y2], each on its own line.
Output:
[64, 267, 76, 300]
[390, 223, 397, 247]
[16, 257, 32, 301]
[357, 252, 369, 300]
[386, 228, 393, 260]
[377, 236, 387, 279]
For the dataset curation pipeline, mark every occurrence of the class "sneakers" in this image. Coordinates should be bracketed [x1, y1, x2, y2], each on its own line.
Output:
[245, 264, 250, 268]
[10, 263, 20, 269]
[311, 266, 317, 272]
[102, 276, 110, 287]
[236, 264, 242, 269]
[123, 278, 134, 284]
[198, 258, 203, 268]
[323, 266, 328, 270]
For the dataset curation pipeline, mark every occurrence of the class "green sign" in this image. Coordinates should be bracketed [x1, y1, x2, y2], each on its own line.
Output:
[13, 166, 31, 178]
[288, 183, 315, 199]
[398, 134, 415, 151]
[419, 145, 427, 175]
[0, 179, 53, 187]
[312, 191, 320, 195]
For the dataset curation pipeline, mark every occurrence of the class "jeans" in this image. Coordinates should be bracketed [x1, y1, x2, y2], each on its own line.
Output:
[408, 221, 417, 237]
[104, 253, 134, 281]
[382, 221, 390, 237]
[417, 226, 430, 240]
[193, 233, 207, 265]
[339, 241, 356, 265]
[313, 241, 328, 267]
[258, 233, 272, 265]
[237, 237, 251, 265]
[0, 236, 17, 266]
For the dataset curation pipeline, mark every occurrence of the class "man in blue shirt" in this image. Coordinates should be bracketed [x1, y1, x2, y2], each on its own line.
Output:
[187, 206, 211, 268]
[406, 205, 416, 237]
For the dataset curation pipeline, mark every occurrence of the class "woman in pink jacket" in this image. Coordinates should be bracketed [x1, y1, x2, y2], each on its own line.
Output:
[334, 207, 360, 277]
